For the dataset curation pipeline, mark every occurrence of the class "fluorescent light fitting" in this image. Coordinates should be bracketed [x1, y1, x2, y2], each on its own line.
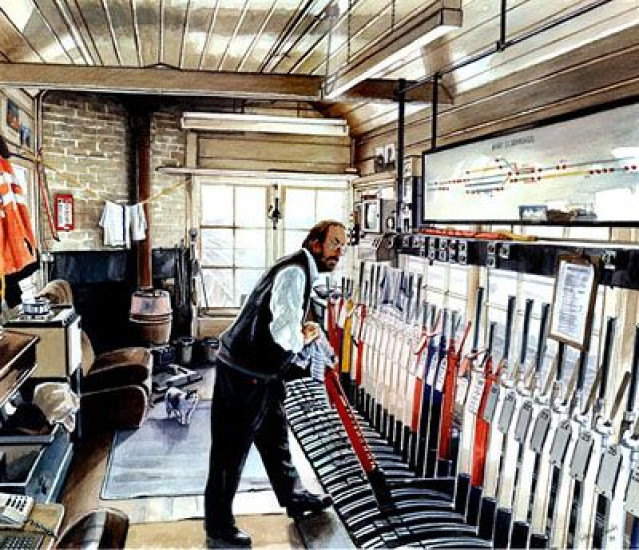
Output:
[324, 3, 462, 99]
[181, 112, 349, 137]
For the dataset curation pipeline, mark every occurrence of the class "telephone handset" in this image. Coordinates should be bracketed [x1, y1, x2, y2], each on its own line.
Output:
[0, 493, 34, 528]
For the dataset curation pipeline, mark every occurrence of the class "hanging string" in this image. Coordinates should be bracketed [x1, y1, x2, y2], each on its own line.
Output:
[138, 177, 188, 205]
[16, 146, 188, 207]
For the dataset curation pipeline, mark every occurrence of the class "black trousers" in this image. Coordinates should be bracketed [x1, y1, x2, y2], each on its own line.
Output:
[204, 360, 302, 534]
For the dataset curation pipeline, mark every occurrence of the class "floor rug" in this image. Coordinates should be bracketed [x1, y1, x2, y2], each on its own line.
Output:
[101, 401, 271, 500]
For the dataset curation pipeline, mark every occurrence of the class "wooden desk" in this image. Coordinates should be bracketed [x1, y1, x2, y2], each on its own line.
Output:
[0, 331, 38, 408]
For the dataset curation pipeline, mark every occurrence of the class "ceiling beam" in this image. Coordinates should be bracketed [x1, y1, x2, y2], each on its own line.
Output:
[339, 79, 453, 105]
[0, 62, 455, 105]
[0, 62, 324, 101]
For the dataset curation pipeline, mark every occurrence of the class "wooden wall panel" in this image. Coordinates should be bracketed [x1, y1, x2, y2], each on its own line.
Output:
[198, 131, 352, 173]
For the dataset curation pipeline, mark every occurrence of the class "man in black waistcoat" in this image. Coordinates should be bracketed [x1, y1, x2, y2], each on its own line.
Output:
[205, 220, 347, 548]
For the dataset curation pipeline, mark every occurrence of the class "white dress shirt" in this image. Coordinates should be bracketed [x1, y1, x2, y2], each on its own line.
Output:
[269, 249, 318, 354]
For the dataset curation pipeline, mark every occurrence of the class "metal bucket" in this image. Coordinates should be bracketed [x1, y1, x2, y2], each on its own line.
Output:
[200, 337, 219, 364]
[176, 336, 196, 366]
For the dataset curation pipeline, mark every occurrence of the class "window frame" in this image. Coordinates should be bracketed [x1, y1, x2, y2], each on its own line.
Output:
[196, 175, 351, 313]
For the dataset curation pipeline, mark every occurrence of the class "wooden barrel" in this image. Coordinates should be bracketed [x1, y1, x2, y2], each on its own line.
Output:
[129, 289, 173, 345]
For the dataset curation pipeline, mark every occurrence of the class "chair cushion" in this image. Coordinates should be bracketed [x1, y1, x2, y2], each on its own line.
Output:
[36, 279, 74, 306]
[81, 385, 150, 431]
[56, 508, 129, 549]
[83, 348, 152, 393]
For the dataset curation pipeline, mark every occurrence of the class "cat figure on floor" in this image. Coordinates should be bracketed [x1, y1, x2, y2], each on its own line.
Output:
[165, 387, 199, 426]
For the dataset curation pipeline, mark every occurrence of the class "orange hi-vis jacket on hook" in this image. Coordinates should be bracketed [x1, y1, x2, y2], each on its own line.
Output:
[0, 157, 37, 276]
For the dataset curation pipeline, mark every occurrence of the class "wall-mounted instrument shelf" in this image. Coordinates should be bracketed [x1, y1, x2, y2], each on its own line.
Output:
[396, 233, 639, 291]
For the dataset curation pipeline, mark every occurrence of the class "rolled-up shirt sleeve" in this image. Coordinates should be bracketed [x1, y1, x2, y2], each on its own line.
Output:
[269, 265, 306, 354]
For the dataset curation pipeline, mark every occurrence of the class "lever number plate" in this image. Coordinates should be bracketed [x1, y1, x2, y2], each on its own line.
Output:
[426, 358, 438, 386]
[550, 419, 572, 466]
[482, 384, 500, 422]
[456, 376, 470, 408]
[514, 400, 533, 443]
[497, 390, 517, 433]
[569, 431, 594, 481]
[468, 378, 486, 415]
[625, 466, 639, 516]
[530, 408, 552, 453]
[596, 444, 621, 499]
[435, 358, 448, 392]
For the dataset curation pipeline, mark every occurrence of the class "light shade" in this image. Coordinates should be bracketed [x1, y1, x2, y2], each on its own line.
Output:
[323, 1, 462, 99]
[181, 112, 349, 137]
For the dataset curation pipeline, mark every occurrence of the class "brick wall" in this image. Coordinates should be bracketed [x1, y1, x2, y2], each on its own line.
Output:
[42, 94, 187, 251]
[150, 107, 187, 248]
[42, 93, 129, 251]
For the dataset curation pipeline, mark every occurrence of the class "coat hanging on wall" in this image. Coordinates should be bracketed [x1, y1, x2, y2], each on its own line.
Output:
[0, 136, 38, 278]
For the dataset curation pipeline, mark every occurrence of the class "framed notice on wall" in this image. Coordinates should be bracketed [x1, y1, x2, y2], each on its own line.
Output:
[548, 254, 599, 351]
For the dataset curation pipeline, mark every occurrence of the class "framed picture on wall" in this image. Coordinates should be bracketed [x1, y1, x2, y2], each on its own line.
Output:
[548, 254, 599, 351]
[5, 99, 20, 141]
[2, 95, 34, 149]
[6, 99, 20, 133]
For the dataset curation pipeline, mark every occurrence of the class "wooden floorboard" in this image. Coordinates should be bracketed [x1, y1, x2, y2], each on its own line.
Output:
[59, 430, 113, 532]
[57, 367, 321, 548]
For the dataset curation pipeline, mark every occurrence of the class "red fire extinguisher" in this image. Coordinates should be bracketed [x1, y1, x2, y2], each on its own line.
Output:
[54, 194, 74, 231]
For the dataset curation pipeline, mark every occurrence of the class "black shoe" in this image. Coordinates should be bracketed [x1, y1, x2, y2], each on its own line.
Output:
[206, 526, 252, 548]
[285, 490, 333, 519]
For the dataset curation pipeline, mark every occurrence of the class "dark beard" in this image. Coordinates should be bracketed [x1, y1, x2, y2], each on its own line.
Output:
[312, 251, 338, 273]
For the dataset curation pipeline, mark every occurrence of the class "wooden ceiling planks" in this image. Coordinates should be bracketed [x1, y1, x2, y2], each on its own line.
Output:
[51, 0, 98, 65]
[348, 0, 638, 135]
[217, 0, 253, 71]
[378, 0, 528, 85]
[0, 10, 43, 63]
[199, 2, 244, 70]
[355, 25, 639, 172]
[32, 0, 86, 63]
[195, 0, 220, 69]
[180, 0, 214, 69]
[258, 0, 318, 72]
[234, 0, 281, 72]
[63, 0, 108, 65]
[105, 0, 140, 66]
[0, 0, 636, 141]
[292, 0, 428, 77]
[8, 0, 69, 63]
[69, 0, 120, 66]
[271, 0, 332, 74]
[132, 0, 161, 66]
[162, 0, 191, 68]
